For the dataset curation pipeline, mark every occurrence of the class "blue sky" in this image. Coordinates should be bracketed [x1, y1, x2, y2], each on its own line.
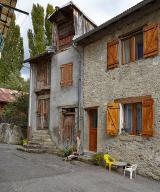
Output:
[15, 0, 143, 79]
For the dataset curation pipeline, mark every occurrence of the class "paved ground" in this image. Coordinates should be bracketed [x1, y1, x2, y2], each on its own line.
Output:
[0, 144, 159, 192]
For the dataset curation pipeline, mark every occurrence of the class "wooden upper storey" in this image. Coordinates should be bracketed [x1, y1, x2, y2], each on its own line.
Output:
[48, 2, 97, 51]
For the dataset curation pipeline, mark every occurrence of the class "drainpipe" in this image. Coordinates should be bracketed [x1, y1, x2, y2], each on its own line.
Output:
[72, 42, 84, 147]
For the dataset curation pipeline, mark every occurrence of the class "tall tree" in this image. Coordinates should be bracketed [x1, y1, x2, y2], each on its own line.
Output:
[28, 3, 54, 57]
[0, 15, 24, 90]
[45, 4, 55, 46]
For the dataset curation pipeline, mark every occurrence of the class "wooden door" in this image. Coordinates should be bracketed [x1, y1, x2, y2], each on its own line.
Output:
[63, 113, 75, 145]
[89, 109, 98, 152]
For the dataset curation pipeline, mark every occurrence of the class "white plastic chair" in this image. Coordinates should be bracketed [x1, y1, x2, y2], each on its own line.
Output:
[124, 164, 137, 179]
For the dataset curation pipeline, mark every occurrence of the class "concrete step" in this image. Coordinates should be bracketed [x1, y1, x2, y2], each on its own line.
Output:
[23, 143, 41, 149]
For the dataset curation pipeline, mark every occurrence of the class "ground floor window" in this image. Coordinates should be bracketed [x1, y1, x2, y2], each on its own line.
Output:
[124, 103, 142, 135]
[106, 96, 154, 137]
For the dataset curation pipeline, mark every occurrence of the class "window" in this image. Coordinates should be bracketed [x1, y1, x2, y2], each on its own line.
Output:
[60, 63, 73, 87]
[122, 31, 143, 64]
[106, 97, 154, 137]
[124, 103, 142, 135]
[36, 63, 51, 90]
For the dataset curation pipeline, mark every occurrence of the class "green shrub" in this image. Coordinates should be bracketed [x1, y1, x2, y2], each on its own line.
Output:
[92, 152, 105, 166]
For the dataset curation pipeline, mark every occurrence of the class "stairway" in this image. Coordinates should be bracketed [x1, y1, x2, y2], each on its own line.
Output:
[17, 130, 59, 153]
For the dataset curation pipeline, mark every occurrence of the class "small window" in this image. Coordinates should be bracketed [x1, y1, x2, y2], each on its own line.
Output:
[123, 103, 142, 135]
[60, 63, 73, 87]
[122, 31, 144, 64]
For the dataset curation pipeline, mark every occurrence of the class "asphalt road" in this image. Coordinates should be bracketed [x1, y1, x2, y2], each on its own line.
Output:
[0, 144, 159, 192]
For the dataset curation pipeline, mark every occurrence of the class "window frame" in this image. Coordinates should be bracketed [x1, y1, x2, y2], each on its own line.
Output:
[121, 30, 144, 65]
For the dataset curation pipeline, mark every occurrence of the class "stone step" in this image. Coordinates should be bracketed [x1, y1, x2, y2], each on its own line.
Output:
[23, 143, 41, 149]
[17, 146, 46, 153]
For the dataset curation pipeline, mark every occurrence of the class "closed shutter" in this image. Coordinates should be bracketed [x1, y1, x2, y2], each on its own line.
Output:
[130, 37, 135, 62]
[60, 65, 65, 86]
[142, 97, 154, 136]
[106, 101, 119, 135]
[67, 64, 73, 85]
[143, 24, 159, 58]
[107, 40, 119, 69]
[60, 64, 73, 86]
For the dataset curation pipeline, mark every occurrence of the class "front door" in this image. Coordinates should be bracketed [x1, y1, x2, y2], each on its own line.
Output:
[89, 109, 98, 152]
[62, 112, 75, 145]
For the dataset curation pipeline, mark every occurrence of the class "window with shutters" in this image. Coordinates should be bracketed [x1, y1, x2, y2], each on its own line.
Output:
[36, 63, 51, 90]
[106, 96, 154, 137]
[60, 63, 73, 87]
[121, 23, 159, 64]
[107, 40, 119, 69]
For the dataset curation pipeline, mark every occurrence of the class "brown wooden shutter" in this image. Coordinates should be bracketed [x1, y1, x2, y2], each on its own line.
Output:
[60, 65, 65, 86]
[106, 101, 119, 135]
[142, 97, 154, 136]
[107, 40, 119, 69]
[143, 24, 159, 58]
[67, 64, 73, 85]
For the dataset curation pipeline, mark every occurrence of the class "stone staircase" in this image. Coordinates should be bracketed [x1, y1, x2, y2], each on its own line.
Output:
[17, 130, 59, 154]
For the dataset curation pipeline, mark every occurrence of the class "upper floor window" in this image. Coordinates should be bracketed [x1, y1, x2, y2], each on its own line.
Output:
[36, 63, 50, 90]
[122, 31, 143, 64]
[60, 63, 73, 87]
[107, 23, 159, 70]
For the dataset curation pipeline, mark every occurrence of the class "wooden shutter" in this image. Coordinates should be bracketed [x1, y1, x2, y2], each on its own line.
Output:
[60, 64, 73, 86]
[143, 24, 159, 58]
[67, 64, 73, 85]
[106, 101, 119, 135]
[142, 97, 154, 136]
[130, 37, 135, 62]
[107, 40, 119, 69]
[60, 65, 65, 86]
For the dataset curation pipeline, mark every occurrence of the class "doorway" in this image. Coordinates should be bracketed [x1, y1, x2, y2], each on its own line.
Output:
[89, 109, 98, 152]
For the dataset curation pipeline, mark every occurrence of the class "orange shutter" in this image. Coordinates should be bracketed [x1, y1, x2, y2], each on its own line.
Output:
[142, 97, 154, 136]
[143, 24, 159, 58]
[107, 40, 119, 69]
[106, 101, 119, 135]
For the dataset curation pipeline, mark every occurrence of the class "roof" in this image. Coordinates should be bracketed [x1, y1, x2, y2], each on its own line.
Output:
[0, 0, 17, 38]
[23, 49, 55, 64]
[74, 0, 156, 45]
[48, 1, 97, 27]
[0, 88, 18, 103]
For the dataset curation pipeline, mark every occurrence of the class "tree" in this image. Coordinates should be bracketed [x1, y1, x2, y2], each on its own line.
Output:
[28, 3, 55, 57]
[45, 4, 55, 46]
[1, 94, 29, 128]
[0, 15, 24, 90]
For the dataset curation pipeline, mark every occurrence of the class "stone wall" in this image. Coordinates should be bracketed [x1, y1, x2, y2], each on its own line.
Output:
[0, 123, 23, 144]
[82, 2, 160, 180]
[105, 135, 160, 180]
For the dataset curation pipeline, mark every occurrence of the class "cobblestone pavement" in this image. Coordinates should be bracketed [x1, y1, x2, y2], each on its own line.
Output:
[0, 144, 159, 192]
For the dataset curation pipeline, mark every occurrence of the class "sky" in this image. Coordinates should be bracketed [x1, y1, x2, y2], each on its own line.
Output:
[15, 0, 143, 79]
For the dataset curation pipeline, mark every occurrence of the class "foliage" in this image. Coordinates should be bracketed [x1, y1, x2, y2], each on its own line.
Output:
[28, 3, 55, 57]
[92, 152, 105, 166]
[0, 15, 24, 89]
[62, 145, 77, 157]
[45, 4, 55, 46]
[0, 94, 29, 128]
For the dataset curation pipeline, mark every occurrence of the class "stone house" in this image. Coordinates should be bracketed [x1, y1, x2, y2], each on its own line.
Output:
[74, 0, 160, 179]
[25, 2, 96, 148]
